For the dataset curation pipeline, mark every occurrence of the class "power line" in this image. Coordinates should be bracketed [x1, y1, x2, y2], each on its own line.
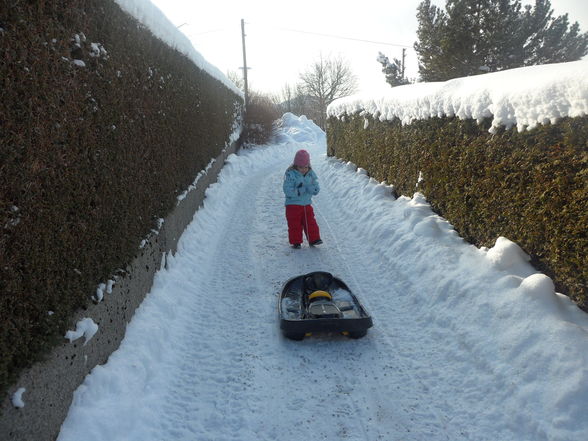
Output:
[254, 23, 412, 48]
[191, 28, 228, 36]
[189, 22, 412, 48]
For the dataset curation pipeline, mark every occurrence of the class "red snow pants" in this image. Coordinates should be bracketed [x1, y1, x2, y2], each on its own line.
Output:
[286, 204, 321, 245]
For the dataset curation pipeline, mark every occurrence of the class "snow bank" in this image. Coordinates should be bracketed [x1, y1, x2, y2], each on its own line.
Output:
[321, 156, 588, 439]
[328, 59, 588, 133]
[113, 0, 242, 96]
[274, 112, 327, 146]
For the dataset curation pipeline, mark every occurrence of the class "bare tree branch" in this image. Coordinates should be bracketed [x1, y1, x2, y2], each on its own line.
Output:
[299, 54, 358, 129]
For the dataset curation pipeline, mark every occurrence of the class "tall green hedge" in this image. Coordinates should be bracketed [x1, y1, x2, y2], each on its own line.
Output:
[0, 0, 242, 396]
[327, 114, 587, 311]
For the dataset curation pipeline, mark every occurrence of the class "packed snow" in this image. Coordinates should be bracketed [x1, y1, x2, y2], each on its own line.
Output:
[64, 318, 99, 346]
[327, 59, 588, 134]
[11, 388, 26, 409]
[113, 0, 242, 96]
[55, 114, 588, 441]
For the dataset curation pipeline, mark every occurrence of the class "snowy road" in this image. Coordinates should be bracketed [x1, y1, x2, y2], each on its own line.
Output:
[58, 115, 588, 441]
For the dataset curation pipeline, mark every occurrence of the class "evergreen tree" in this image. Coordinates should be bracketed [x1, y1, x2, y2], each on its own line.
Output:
[414, 0, 588, 82]
[414, 0, 451, 81]
[377, 52, 410, 87]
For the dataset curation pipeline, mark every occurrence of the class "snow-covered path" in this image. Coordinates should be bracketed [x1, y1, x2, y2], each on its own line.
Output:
[57, 114, 588, 441]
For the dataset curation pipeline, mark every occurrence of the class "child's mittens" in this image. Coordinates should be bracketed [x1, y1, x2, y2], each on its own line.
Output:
[296, 181, 318, 196]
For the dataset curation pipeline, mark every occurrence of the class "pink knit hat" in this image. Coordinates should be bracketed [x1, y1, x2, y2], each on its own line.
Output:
[293, 149, 310, 167]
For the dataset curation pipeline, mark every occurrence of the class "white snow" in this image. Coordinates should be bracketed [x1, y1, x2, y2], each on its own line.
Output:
[176, 158, 215, 203]
[93, 279, 115, 302]
[106, 279, 115, 294]
[11, 388, 26, 409]
[486, 236, 531, 272]
[64, 318, 99, 346]
[176, 124, 243, 203]
[89, 42, 108, 59]
[113, 0, 242, 96]
[57, 114, 588, 441]
[328, 59, 588, 134]
[93, 284, 105, 303]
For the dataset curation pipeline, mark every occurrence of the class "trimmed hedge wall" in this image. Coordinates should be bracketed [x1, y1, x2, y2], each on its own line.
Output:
[327, 114, 587, 311]
[0, 0, 242, 396]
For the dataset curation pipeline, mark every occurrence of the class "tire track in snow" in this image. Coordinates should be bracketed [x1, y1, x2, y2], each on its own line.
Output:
[245, 167, 371, 440]
[240, 163, 414, 440]
[310, 160, 456, 440]
[150, 161, 281, 441]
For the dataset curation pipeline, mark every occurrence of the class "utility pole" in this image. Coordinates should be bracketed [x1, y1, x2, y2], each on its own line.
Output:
[240, 19, 249, 108]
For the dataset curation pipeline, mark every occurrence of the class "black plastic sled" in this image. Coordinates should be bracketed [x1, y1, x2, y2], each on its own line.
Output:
[279, 271, 373, 341]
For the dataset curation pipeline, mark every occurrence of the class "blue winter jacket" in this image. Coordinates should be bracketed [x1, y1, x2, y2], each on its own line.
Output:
[283, 167, 320, 206]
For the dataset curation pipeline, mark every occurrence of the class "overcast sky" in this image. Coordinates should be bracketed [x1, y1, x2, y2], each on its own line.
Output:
[150, 0, 588, 97]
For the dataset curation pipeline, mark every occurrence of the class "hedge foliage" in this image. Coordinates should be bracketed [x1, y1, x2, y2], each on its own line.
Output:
[327, 114, 587, 311]
[242, 92, 281, 145]
[0, 0, 242, 395]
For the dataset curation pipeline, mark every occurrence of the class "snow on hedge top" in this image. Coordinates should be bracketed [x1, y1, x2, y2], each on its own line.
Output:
[327, 59, 588, 134]
[114, 0, 242, 97]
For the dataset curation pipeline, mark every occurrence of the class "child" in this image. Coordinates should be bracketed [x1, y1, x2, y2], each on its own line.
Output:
[283, 149, 323, 248]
